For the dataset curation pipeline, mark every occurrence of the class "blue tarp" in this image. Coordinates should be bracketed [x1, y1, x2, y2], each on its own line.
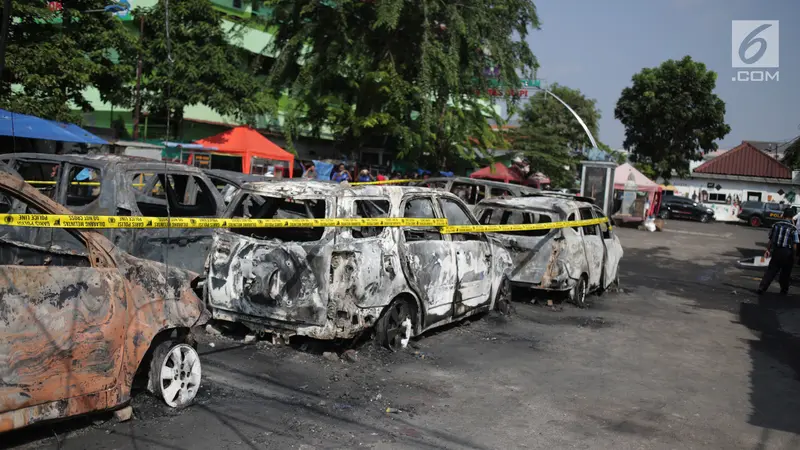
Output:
[0, 109, 108, 144]
[439, 171, 454, 177]
[313, 160, 334, 181]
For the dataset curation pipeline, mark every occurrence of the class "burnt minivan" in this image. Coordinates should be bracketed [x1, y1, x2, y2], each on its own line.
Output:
[474, 196, 623, 306]
[0, 153, 225, 273]
[205, 181, 512, 349]
[410, 177, 540, 208]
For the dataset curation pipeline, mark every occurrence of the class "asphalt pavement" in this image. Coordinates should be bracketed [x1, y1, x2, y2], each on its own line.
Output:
[4, 218, 800, 449]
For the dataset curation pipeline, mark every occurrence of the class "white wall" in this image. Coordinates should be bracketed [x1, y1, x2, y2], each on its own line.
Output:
[669, 177, 798, 221]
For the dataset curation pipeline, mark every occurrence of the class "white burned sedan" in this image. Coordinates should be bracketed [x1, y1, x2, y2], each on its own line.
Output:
[474, 196, 623, 306]
[204, 181, 512, 349]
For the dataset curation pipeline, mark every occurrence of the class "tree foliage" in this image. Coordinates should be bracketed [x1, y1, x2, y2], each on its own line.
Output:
[614, 56, 730, 182]
[132, 0, 270, 139]
[258, 0, 539, 165]
[508, 109, 573, 188]
[523, 83, 600, 151]
[0, 0, 134, 122]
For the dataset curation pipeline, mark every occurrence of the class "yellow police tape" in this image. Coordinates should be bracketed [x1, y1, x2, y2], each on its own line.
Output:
[0, 213, 609, 233]
[0, 214, 447, 229]
[439, 217, 609, 234]
[350, 179, 412, 186]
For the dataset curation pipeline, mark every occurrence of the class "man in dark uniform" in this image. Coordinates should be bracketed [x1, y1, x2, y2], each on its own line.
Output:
[758, 208, 800, 295]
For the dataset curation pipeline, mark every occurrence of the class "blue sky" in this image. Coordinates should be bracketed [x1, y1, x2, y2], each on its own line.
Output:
[526, 0, 799, 150]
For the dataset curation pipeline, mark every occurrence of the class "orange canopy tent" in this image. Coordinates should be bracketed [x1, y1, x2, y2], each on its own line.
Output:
[193, 125, 295, 177]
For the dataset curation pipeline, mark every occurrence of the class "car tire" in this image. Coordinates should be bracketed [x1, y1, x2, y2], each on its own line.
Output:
[700, 214, 710, 223]
[148, 340, 201, 408]
[570, 275, 589, 308]
[750, 216, 762, 227]
[494, 277, 513, 315]
[376, 298, 415, 352]
[658, 209, 670, 220]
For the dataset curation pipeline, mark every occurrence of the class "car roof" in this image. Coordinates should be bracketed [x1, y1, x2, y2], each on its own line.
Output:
[204, 169, 265, 185]
[414, 177, 540, 192]
[239, 180, 445, 199]
[0, 152, 207, 175]
[475, 196, 591, 215]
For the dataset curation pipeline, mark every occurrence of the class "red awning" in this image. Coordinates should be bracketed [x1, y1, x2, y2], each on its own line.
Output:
[194, 126, 295, 176]
[470, 162, 525, 183]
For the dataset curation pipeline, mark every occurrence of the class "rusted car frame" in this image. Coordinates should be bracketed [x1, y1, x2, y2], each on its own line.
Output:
[205, 181, 512, 346]
[474, 197, 623, 306]
[0, 172, 209, 433]
[0, 153, 226, 273]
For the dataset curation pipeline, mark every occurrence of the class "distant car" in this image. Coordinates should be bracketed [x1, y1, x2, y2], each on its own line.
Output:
[0, 153, 226, 273]
[474, 196, 623, 306]
[0, 172, 209, 433]
[409, 177, 540, 209]
[657, 195, 714, 223]
[205, 181, 512, 349]
[737, 201, 796, 227]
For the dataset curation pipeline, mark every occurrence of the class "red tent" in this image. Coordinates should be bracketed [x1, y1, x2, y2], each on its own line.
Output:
[194, 126, 295, 177]
[470, 162, 527, 183]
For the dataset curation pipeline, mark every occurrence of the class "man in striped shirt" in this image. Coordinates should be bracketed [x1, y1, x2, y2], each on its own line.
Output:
[758, 208, 800, 295]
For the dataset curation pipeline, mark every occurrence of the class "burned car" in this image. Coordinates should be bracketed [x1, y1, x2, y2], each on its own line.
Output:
[410, 177, 540, 208]
[474, 196, 623, 306]
[0, 172, 208, 433]
[203, 168, 267, 206]
[0, 153, 225, 273]
[205, 181, 512, 348]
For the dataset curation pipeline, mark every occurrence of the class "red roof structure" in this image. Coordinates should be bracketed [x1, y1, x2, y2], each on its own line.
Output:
[693, 142, 791, 179]
[194, 126, 295, 176]
[471, 162, 524, 183]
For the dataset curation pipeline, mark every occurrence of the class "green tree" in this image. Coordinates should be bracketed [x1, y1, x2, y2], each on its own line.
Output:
[0, 1, 134, 122]
[614, 56, 730, 182]
[523, 83, 600, 151]
[508, 110, 574, 188]
[132, 0, 270, 139]
[258, 0, 539, 165]
[598, 142, 627, 165]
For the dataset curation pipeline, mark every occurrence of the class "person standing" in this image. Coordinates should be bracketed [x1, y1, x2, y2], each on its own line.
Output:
[758, 208, 800, 295]
[302, 162, 317, 179]
[332, 163, 351, 183]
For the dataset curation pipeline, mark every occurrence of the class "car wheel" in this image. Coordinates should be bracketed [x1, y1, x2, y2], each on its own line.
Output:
[148, 340, 201, 408]
[658, 209, 670, 219]
[570, 275, 589, 308]
[700, 214, 710, 223]
[750, 216, 762, 227]
[494, 277, 513, 315]
[376, 298, 415, 352]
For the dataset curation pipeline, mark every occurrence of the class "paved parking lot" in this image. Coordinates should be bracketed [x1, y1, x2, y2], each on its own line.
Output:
[5, 219, 800, 449]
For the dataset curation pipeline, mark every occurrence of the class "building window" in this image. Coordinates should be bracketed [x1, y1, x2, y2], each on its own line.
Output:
[233, 0, 243, 9]
[707, 193, 727, 204]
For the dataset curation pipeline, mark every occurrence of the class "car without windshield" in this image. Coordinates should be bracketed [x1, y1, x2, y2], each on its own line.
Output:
[0, 171, 209, 433]
[409, 177, 540, 209]
[204, 181, 512, 348]
[474, 196, 623, 306]
[0, 153, 226, 273]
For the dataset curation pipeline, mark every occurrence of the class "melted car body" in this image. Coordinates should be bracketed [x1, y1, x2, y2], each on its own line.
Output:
[474, 197, 623, 297]
[0, 153, 226, 274]
[206, 181, 511, 340]
[0, 172, 208, 433]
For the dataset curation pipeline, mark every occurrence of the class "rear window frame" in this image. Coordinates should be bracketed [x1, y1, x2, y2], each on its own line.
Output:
[226, 192, 330, 243]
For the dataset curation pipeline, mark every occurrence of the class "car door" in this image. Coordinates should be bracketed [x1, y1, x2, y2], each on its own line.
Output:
[399, 195, 458, 327]
[578, 206, 605, 289]
[437, 195, 493, 316]
[593, 206, 622, 288]
[0, 183, 127, 421]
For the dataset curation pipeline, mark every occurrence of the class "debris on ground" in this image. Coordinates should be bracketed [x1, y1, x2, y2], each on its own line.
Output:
[323, 351, 339, 362]
[244, 334, 257, 344]
[114, 406, 133, 423]
[205, 323, 224, 336]
[342, 349, 358, 362]
[385, 407, 401, 414]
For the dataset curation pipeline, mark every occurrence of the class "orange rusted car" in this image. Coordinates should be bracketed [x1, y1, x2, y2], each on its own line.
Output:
[0, 172, 209, 433]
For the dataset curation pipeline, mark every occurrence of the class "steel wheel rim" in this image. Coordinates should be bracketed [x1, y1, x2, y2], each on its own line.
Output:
[160, 344, 201, 407]
[385, 302, 412, 351]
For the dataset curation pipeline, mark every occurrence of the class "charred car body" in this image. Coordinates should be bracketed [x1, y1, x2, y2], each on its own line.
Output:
[0, 172, 208, 433]
[0, 153, 225, 273]
[474, 197, 623, 306]
[206, 181, 512, 348]
[203, 169, 268, 206]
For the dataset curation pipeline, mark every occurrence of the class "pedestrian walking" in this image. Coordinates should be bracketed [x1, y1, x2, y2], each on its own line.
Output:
[758, 208, 800, 295]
